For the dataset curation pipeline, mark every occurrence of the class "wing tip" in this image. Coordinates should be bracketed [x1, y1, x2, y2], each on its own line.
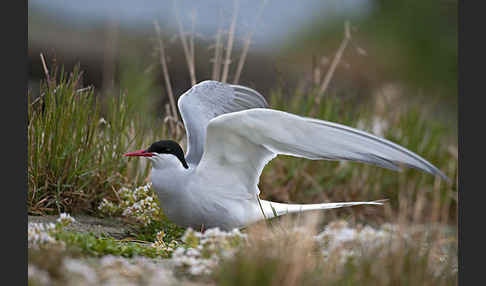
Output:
[371, 199, 389, 205]
[436, 170, 452, 184]
[400, 162, 450, 183]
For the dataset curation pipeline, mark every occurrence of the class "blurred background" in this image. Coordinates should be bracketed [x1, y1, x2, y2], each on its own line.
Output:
[28, 0, 457, 129]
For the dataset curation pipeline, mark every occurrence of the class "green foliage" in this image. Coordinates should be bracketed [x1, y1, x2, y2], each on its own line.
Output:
[28, 64, 164, 215]
[54, 231, 170, 258]
[135, 219, 185, 243]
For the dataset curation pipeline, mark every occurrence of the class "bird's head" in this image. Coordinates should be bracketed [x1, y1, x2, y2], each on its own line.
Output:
[124, 140, 189, 170]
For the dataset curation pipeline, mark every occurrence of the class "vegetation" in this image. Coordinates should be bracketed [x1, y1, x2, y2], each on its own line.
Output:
[28, 64, 169, 215]
[28, 6, 457, 283]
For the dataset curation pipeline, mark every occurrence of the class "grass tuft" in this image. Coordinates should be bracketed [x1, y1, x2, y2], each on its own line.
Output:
[28, 63, 169, 215]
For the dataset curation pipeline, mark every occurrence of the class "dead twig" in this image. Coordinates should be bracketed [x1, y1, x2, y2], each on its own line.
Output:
[40, 53, 50, 84]
[102, 19, 119, 94]
[211, 28, 224, 81]
[233, 0, 267, 84]
[153, 20, 179, 123]
[316, 21, 352, 101]
[174, 1, 197, 86]
[190, 10, 196, 85]
[211, 6, 224, 81]
[221, 0, 239, 83]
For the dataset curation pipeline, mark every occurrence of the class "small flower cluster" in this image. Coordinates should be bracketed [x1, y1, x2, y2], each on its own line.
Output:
[34, 255, 176, 286]
[29, 213, 80, 249]
[98, 198, 119, 215]
[314, 220, 401, 263]
[98, 183, 161, 226]
[151, 231, 179, 252]
[28, 222, 59, 249]
[314, 220, 457, 276]
[96, 256, 175, 285]
[29, 213, 77, 250]
[57, 213, 76, 226]
[172, 227, 248, 276]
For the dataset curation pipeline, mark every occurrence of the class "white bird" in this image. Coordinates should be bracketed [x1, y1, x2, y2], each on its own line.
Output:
[124, 81, 448, 230]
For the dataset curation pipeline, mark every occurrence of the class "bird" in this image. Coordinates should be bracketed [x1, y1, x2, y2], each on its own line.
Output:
[124, 80, 448, 231]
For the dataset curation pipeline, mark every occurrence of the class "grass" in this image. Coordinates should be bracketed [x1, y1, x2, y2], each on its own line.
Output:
[28, 63, 174, 215]
[261, 88, 457, 226]
[213, 216, 457, 286]
[54, 231, 170, 258]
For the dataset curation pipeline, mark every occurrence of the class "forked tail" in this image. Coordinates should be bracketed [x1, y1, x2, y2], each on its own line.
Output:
[258, 199, 387, 219]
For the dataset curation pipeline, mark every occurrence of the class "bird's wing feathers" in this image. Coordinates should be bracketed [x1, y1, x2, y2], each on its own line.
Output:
[178, 81, 268, 165]
[196, 108, 448, 197]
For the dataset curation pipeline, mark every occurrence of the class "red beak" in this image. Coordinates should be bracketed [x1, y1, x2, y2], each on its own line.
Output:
[123, 149, 154, 157]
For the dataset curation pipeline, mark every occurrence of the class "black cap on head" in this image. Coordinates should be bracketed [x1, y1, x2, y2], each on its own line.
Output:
[147, 140, 189, 169]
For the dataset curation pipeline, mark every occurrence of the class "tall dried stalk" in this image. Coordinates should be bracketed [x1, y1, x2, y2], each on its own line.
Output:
[211, 6, 224, 81]
[102, 19, 119, 94]
[232, 0, 267, 84]
[189, 10, 196, 84]
[153, 20, 181, 139]
[220, 0, 239, 83]
[174, 1, 197, 86]
[40, 53, 51, 86]
[211, 28, 224, 81]
[316, 21, 352, 101]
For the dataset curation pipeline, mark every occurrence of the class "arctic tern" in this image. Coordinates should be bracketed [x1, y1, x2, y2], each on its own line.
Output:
[124, 81, 448, 230]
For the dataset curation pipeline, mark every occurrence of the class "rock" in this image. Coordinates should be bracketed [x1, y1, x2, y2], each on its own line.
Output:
[28, 214, 134, 239]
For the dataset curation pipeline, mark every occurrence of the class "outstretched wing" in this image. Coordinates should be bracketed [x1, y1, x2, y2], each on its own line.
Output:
[196, 108, 448, 198]
[178, 81, 268, 165]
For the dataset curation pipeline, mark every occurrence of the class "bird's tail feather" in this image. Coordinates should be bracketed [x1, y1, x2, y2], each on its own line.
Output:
[259, 199, 387, 219]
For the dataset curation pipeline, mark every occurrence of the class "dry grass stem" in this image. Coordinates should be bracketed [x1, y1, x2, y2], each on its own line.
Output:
[221, 0, 239, 83]
[153, 20, 179, 123]
[212, 28, 224, 81]
[232, 0, 267, 84]
[232, 34, 250, 85]
[211, 6, 224, 81]
[431, 175, 442, 223]
[174, 1, 197, 86]
[317, 21, 352, 100]
[40, 53, 51, 86]
[412, 184, 427, 223]
[190, 10, 196, 84]
[102, 20, 119, 94]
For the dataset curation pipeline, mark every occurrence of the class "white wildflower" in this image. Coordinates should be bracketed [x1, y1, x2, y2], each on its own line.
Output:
[314, 220, 403, 265]
[28, 222, 59, 249]
[57, 213, 75, 226]
[172, 227, 248, 276]
[98, 183, 160, 226]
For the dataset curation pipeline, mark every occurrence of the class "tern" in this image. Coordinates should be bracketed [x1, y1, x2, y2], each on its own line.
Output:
[125, 81, 448, 230]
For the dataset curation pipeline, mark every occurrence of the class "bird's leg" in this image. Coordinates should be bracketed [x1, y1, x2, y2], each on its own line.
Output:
[200, 224, 206, 233]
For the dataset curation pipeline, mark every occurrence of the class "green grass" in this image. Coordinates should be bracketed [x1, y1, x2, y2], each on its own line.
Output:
[53, 231, 170, 258]
[261, 89, 457, 224]
[28, 64, 170, 215]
